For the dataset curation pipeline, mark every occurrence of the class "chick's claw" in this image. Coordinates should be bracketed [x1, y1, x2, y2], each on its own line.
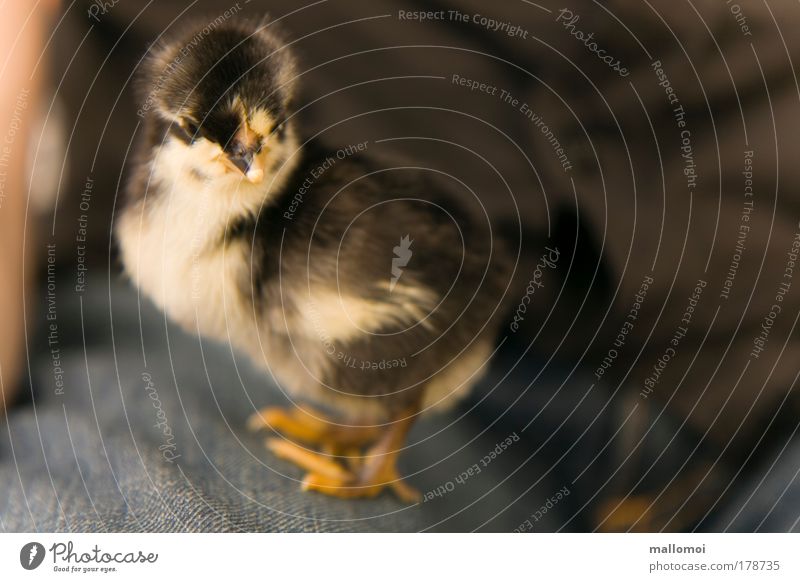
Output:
[351, 448, 421, 504]
[389, 477, 422, 504]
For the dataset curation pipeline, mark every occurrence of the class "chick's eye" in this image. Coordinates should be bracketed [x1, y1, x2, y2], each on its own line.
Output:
[229, 142, 247, 158]
[178, 120, 200, 141]
[173, 120, 200, 144]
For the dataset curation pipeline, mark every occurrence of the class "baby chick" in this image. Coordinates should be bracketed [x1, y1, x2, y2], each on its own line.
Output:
[117, 17, 513, 502]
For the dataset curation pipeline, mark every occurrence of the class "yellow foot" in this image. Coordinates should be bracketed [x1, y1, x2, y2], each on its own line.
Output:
[266, 438, 419, 503]
[302, 456, 421, 504]
[248, 405, 380, 455]
[266, 438, 351, 481]
[254, 405, 421, 504]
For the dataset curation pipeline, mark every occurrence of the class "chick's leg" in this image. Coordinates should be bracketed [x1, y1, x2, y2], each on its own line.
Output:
[302, 406, 421, 503]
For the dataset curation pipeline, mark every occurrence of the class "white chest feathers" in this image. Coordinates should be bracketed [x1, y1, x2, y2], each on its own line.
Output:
[117, 142, 267, 341]
[117, 196, 250, 341]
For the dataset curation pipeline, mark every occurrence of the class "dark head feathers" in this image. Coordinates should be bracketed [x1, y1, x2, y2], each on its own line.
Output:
[137, 16, 297, 149]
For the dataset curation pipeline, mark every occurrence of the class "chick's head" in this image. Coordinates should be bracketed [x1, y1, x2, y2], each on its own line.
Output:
[141, 19, 298, 184]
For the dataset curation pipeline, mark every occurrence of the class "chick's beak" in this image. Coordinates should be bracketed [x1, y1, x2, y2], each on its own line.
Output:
[229, 149, 265, 184]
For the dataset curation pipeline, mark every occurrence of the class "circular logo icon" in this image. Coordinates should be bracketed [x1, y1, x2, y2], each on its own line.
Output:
[20, 542, 46, 570]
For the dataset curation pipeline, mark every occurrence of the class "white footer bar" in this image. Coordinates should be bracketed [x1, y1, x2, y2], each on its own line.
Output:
[0, 533, 796, 580]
